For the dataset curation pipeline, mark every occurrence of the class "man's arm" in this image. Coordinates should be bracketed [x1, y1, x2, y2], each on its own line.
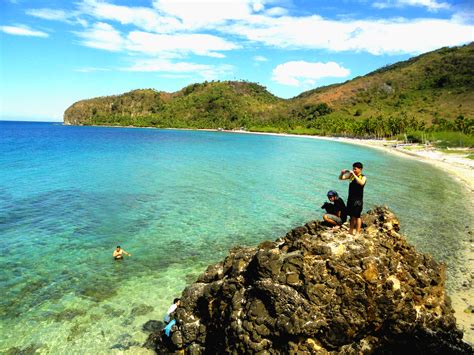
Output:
[339, 170, 349, 180]
[335, 200, 342, 217]
[351, 172, 366, 186]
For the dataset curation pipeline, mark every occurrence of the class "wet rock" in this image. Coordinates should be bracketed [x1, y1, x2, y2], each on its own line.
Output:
[111, 333, 140, 351]
[53, 308, 87, 322]
[148, 206, 472, 354]
[5, 343, 43, 355]
[102, 304, 123, 317]
[67, 323, 88, 341]
[143, 320, 165, 333]
[110, 341, 140, 351]
[79, 283, 118, 302]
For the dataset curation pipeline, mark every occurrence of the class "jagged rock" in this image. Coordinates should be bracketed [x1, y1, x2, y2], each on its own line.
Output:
[147, 206, 472, 354]
[143, 320, 165, 333]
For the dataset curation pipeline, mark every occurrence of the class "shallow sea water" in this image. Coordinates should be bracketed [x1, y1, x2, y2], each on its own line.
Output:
[0, 121, 472, 353]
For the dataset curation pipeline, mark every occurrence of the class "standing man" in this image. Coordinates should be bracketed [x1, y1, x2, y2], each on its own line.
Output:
[339, 162, 366, 235]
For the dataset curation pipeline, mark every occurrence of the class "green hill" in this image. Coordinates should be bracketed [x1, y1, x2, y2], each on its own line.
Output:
[64, 43, 474, 144]
[292, 43, 474, 138]
[64, 81, 284, 129]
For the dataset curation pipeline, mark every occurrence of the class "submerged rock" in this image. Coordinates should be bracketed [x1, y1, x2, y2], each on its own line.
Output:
[143, 320, 165, 333]
[147, 206, 472, 354]
[131, 304, 155, 317]
[53, 308, 87, 322]
[5, 343, 44, 355]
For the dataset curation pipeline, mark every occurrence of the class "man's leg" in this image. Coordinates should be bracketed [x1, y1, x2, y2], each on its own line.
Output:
[349, 216, 356, 235]
[323, 214, 337, 226]
[356, 217, 362, 234]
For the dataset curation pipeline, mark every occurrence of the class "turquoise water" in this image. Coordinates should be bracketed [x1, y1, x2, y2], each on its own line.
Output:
[0, 121, 472, 353]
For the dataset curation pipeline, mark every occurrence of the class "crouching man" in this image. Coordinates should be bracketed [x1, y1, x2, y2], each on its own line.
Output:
[322, 190, 347, 229]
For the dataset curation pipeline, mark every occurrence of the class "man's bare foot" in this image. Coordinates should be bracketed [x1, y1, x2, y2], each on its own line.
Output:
[332, 225, 341, 230]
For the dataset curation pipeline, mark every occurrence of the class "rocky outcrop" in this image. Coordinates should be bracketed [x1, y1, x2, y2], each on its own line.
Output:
[146, 207, 472, 354]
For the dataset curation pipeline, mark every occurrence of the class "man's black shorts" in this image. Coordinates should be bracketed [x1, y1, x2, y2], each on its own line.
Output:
[347, 200, 363, 218]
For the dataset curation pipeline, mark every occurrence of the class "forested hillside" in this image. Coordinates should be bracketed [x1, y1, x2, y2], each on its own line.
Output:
[64, 43, 474, 144]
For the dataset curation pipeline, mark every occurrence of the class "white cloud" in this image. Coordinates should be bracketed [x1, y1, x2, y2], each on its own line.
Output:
[451, 6, 474, 25]
[26, 8, 89, 27]
[79, 0, 181, 33]
[78, 0, 287, 32]
[25, 0, 474, 58]
[373, 0, 450, 11]
[75, 22, 123, 51]
[74, 19, 239, 57]
[151, 0, 268, 30]
[26, 9, 70, 21]
[125, 31, 239, 57]
[0, 25, 48, 37]
[225, 15, 474, 55]
[272, 61, 350, 86]
[76, 18, 89, 28]
[125, 58, 234, 80]
[30, 0, 284, 33]
[254, 55, 268, 61]
[264, 6, 288, 17]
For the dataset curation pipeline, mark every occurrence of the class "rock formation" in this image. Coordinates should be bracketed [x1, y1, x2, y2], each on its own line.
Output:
[145, 207, 472, 354]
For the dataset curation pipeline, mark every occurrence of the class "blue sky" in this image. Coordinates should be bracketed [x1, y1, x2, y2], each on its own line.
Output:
[0, 0, 472, 121]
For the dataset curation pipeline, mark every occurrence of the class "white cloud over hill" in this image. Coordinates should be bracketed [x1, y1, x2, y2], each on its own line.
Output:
[272, 61, 350, 86]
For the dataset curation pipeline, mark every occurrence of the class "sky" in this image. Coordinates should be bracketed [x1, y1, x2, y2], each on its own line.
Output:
[0, 0, 473, 121]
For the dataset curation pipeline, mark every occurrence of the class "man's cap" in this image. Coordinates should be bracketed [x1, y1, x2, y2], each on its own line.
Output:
[327, 190, 338, 197]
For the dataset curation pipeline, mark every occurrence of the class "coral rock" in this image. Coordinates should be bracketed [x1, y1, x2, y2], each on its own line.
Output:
[147, 206, 472, 354]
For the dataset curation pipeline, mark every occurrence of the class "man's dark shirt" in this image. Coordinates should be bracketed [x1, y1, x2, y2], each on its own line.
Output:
[348, 175, 365, 202]
[334, 197, 347, 223]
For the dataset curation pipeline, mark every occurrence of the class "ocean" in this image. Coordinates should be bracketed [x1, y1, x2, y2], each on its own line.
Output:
[0, 121, 471, 353]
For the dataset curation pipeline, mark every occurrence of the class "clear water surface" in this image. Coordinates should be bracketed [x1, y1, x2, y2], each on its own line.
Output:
[0, 121, 472, 353]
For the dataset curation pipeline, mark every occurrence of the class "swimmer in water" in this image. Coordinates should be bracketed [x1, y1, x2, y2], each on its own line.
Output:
[113, 246, 131, 260]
